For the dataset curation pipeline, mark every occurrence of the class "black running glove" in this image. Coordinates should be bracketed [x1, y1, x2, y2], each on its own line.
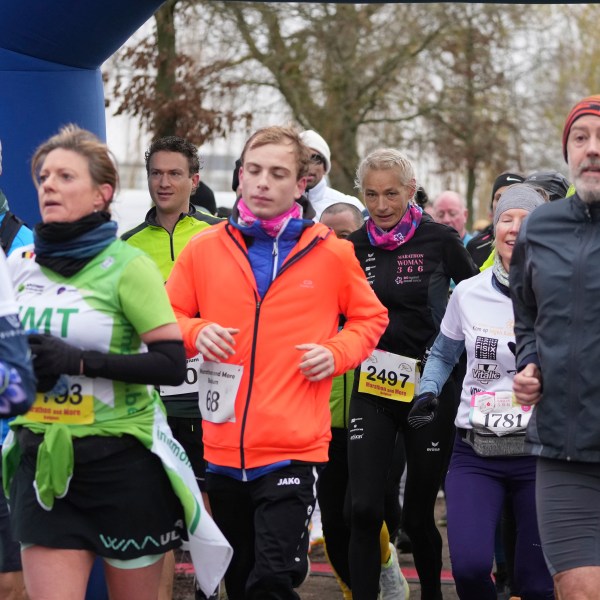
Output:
[28, 333, 185, 389]
[28, 333, 82, 380]
[36, 375, 61, 393]
[407, 392, 439, 429]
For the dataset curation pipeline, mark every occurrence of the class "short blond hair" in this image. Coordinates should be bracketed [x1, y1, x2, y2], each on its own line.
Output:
[241, 126, 311, 180]
[355, 148, 416, 192]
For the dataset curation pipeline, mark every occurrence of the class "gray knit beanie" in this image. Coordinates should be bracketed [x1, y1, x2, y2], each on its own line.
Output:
[493, 184, 546, 231]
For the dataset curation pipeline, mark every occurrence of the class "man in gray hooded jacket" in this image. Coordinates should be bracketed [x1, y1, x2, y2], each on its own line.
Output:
[511, 94, 600, 600]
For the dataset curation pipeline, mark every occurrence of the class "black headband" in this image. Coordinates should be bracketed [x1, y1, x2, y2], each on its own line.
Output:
[491, 173, 524, 203]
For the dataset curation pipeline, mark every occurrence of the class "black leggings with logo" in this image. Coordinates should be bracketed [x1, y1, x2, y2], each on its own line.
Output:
[317, 427, 404, 589]
[348, 378, 457, 600]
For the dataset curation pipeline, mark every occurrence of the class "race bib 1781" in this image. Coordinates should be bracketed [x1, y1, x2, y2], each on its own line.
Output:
[469, 390, 533, 436]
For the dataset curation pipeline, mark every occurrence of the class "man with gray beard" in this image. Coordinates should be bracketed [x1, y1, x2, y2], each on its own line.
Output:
[511, 95, 600, 600]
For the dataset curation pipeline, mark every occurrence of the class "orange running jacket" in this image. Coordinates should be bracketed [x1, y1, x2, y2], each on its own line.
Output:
[166, 221, 388, 470]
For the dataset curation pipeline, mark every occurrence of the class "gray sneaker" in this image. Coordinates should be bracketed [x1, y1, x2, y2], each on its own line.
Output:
[379, 543, 410, 600]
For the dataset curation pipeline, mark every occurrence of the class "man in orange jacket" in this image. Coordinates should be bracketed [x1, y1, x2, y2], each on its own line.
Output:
[166, 125, 388, 600]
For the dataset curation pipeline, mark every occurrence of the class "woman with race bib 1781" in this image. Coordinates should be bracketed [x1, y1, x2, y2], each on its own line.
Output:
[408, 184, 554, 600]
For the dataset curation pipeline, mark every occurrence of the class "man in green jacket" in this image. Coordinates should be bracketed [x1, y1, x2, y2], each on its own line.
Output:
[122, 136, 220, 600]
[122, 136, 220, 280]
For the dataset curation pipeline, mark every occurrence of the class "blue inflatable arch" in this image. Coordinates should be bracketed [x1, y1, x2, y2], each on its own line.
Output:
[0, 0, 164, 226]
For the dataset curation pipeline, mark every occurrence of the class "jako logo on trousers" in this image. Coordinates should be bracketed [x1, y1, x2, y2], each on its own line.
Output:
[277, 477, 301, 486]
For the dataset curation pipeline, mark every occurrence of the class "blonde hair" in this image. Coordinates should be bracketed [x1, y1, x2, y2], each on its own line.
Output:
[241, 125, 311, 180]
[355, 148, 416, 193]
[31, 124, 119, 205]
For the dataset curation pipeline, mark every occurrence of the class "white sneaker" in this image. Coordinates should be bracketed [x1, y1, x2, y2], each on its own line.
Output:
[379, 543, 410, 600]
[309, 503, 324, 547]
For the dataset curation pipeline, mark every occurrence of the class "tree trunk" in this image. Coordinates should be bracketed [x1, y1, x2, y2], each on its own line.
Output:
[153, 0, 178, 138]
[465, 166, 476, 231]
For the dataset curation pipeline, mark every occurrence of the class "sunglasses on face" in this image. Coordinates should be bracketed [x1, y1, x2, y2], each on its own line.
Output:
[310, 153, 325, 166]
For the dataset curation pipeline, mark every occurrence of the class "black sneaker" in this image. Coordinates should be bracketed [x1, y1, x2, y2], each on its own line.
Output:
[395, 529, 413, 554]
[494, 568, 510, 600]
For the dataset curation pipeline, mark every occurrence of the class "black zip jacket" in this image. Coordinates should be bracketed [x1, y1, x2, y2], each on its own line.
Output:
[511, 194, 600, 462]
[349, 214, 478, 363]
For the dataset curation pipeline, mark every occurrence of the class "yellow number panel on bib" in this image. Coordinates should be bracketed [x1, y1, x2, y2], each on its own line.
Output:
[28, 377, 94, 424]
[358, 349, 420, 403]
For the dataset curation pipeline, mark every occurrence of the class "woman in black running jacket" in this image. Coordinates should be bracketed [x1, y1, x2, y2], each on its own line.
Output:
[347, 148, 477, 600]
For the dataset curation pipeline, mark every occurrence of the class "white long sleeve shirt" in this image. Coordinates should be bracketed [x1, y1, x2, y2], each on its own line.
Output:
[306, 178, 365, 222]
